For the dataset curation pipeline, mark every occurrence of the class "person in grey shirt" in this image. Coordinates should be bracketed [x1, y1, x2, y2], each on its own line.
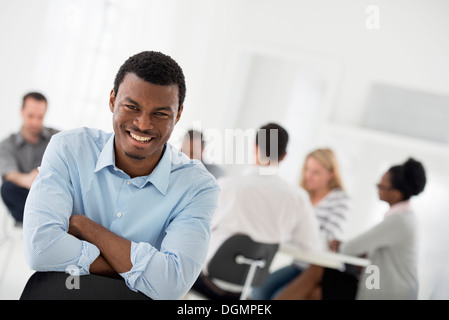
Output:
[274, 157, 426, 300]
[338, 158, 426, 299]
[0, 92, 59, 222]
[181, 129, 226, 179]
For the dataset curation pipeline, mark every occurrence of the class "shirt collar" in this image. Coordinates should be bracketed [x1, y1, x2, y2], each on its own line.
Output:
[94, 134, 171, 195]
[41, 127, 54, 140]
[94, 134, 115, 172]
[14, 127, 53, 147]
[146, 144, 171, 195]
[13, 133, 25, 147]
[384, 200, 411, 218]
[242, 164, 280, 177]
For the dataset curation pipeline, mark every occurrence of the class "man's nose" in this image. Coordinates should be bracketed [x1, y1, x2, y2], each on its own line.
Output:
[133, 114, 154, 131]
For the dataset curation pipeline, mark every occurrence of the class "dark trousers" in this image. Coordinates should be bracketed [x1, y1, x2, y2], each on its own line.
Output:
[20, 272, 152, 300]
[1, 181, 29, 222]
[192, 272, 241, 300]
[321, 267, 359, 300]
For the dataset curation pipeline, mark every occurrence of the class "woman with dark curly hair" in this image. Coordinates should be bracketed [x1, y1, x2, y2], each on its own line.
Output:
[275, 157, 427, 300]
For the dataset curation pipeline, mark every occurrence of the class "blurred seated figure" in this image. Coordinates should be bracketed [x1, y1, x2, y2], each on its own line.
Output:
[274, 157, 426, 300]
[191, 123, 323, 299]
[252, 148, 351, 299]
[0, 92, 59, 223]
[181, 129, 226, 179]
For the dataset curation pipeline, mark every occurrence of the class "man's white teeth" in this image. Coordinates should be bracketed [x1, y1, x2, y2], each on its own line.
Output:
[130, 132, 152, 142]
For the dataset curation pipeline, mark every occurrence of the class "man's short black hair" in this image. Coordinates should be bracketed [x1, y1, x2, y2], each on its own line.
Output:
[22, 92, 47, 109]
[256, 123, 289, 162]
[184, 129, 204, 145]
[113, 51, 186, 111]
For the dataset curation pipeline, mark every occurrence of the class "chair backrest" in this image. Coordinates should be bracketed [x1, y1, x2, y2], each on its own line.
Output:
[20, 271, 151, 300]
[207, 234, 279, 287]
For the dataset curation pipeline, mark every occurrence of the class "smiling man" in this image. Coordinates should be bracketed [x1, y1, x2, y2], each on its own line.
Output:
[23, 51, 220, 299]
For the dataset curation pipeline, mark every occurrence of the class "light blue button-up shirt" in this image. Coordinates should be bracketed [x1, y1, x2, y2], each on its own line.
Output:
[23, 127, 220, 299]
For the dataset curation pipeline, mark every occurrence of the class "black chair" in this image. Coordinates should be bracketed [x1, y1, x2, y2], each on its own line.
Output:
[20, 271, 151, 300]
[203, 234, 279, 300]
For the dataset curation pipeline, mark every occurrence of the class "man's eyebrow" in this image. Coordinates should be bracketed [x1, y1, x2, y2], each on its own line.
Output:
[123, 97, 175, 112]
[154, 106, 175, 112]
[124, 97, 141, 107]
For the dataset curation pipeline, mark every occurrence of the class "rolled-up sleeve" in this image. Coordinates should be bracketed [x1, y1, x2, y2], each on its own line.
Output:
[0, 138, 18, 178]
[120, 182, 220, 299]
[23, 135, 100, 274]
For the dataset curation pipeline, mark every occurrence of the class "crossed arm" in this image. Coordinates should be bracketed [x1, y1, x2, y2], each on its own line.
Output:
[3, 169, 39, 189]
[68, 215, 132, 278]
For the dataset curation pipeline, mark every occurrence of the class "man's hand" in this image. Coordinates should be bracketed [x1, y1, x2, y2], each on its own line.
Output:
[68, 215, 133, 275]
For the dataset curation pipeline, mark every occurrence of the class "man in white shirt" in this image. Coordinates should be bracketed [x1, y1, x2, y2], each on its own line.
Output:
[191, 123, 322, 299]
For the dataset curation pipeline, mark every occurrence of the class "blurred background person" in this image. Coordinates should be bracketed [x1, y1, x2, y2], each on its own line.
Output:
[252, 148, 351, 299]
[191, 123, 322, 299]
[181, 129, 226, 179]
[0, 92, 59, 223]
[301, 148, 350, 245]
[274, 157, 426, 300]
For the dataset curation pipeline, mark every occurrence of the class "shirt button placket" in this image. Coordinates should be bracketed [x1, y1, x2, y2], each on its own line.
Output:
[116, 180, 130, 220]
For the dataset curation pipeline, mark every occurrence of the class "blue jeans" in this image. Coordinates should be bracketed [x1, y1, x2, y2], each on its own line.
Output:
[1, 181, 29, 222]
[252, 264, 304, 300]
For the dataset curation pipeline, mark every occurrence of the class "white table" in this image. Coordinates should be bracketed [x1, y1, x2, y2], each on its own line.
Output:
[280, 244, 371, 271]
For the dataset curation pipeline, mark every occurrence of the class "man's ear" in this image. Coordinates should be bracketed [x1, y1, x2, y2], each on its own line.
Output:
[109, 89, 116, 113]
[175, 105, 184, 124]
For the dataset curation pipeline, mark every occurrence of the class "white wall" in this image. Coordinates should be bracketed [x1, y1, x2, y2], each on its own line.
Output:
[170, 0, 449, 128]
[0, 0, 51, 136]
[1, 0, 448, 299]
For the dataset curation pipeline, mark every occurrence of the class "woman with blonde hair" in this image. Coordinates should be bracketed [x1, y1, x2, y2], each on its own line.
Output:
[300, 148, 350, 245]
[252, 148, 351, 299]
